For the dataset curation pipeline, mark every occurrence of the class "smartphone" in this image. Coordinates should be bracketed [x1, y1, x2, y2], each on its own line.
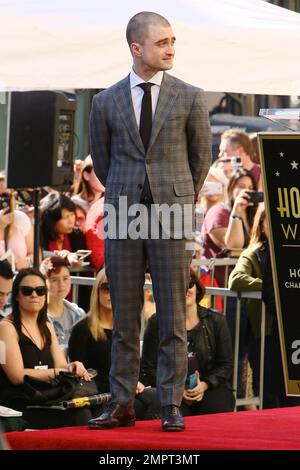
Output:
[0, 195, 11, 211]
[76, 250, 92, 260]
[246, 191, 264, 204]
[185, 372, 198, 390]
[200, 181, 223, 196]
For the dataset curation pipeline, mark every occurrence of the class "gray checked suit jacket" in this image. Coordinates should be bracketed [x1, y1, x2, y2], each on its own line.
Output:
[90, 72, 212, 238]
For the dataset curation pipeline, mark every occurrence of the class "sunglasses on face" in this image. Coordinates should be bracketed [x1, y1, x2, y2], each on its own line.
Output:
[19, 286, 47, 297]
[99, 282, 110, 292]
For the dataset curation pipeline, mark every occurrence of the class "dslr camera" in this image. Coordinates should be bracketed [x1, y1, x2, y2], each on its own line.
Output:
[230, 156, 242, 169]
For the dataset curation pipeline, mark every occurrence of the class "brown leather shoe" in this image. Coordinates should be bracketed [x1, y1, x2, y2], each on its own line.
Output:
[161, 405, 185, 432]
[88, 402, 135, 429]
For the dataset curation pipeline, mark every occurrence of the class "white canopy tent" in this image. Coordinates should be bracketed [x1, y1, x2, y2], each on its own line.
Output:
[0, 0, 300, 95]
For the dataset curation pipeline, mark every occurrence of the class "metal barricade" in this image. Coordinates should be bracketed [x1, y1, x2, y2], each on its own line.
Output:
[192, 257, 238, 312]
[70, 276, 265, 410]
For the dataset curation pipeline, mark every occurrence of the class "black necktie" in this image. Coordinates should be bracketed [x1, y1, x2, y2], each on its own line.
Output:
[138, 82, 154, 203]
[138, 82, 154, 151]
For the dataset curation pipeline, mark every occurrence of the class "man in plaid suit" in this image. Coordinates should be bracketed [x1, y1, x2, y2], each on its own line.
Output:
[89, 11, 211, 431]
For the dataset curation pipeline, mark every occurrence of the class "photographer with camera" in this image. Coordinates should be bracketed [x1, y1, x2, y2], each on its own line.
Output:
[218, 129, 262, 190]
[201, 168, 259, 288]
[140, 272, 235, 416]
[201, 169, 261, 403]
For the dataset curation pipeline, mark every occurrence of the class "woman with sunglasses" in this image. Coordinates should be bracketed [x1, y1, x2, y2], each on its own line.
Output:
[0, 268, 92, 428]
[72, 155, 106, 273]
[140, 272, 235, 416]
[69, 268, 161, 421]
[71, 155, 105, 213]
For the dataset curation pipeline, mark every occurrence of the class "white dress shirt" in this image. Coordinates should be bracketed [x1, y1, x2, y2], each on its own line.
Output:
[130, 69, 163, 127]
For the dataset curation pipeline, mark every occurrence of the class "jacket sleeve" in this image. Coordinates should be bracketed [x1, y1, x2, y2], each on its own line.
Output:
[186, 89, 212, 196]
[85, 216, 105, 272]
[140, 315, 159, 387]
[228, 251, 262, 291]
[202, 314, 233, 389]
[90, 93, 111, 187]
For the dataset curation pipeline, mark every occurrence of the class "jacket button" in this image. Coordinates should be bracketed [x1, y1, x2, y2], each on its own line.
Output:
[145, 158, 151, 164]
[137, 184, 143, 189]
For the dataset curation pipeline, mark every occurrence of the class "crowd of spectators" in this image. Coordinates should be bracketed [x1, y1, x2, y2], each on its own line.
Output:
[0, 129, 297, 431]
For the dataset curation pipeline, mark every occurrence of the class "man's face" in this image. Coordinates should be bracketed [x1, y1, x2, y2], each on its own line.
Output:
[137, 24, 175, 72]
[219, 139, 241, 159]
[0, 276, 13, 311]
[47, 267, 71, 301]
[218, 138, 244, 177]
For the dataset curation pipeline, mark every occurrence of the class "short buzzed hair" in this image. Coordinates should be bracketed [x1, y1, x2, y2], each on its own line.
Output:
[126, 11, 170, 46]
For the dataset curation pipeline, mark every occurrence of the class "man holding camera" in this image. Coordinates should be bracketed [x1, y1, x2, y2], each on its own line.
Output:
[218, 129, 262, 189]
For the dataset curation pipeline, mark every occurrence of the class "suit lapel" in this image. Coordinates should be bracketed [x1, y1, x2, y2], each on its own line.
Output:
[148, 73, 178, 153]
[113, 76, 145, 154]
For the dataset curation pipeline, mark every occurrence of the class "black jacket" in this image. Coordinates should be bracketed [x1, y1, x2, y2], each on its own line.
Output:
[140, 306, 233, 390]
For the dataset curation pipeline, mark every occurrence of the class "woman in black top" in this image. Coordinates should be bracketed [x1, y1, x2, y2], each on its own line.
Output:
[69, 269, 113, 394]
[0, 268, 92, 429]
[140, 273, 235, 416]
[69, 268, 161, 420]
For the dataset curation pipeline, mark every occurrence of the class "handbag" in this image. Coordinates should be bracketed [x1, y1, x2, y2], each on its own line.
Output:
[20, 371, 99, 407]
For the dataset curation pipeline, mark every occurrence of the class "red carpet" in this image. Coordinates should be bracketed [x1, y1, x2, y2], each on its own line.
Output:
[6, 406, 300, 450]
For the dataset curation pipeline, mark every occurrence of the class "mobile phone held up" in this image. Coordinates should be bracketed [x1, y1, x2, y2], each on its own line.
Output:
[185, 372, 198, 390]
[245, 191, 264, 204]
[76, 250, 92, 260]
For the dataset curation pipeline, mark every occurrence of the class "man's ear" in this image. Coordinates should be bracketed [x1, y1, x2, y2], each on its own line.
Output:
[131, 42, 142, 57]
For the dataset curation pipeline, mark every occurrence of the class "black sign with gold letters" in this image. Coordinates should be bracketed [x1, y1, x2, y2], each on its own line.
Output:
[259, 133, 300, 395]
